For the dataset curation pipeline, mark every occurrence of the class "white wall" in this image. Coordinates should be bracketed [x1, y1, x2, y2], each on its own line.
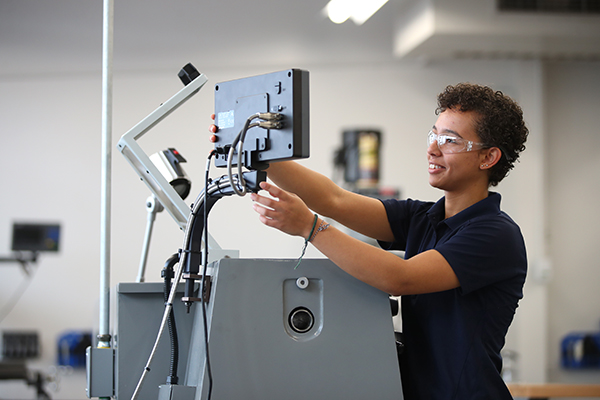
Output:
[545, 61, 600, 386]
[0, 58, 597, 398]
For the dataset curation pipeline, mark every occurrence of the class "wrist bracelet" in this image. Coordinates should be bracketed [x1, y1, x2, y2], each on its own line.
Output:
[309, 219, 330, 242]
[306, 214, 319, 242]
[294, 214, 319, 270]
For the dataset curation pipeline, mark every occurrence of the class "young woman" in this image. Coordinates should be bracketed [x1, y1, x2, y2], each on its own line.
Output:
[210, 83, 529, 399]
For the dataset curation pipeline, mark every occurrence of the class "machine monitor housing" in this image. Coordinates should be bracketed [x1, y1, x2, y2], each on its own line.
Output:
[213, 69, 309, 170]
[11, 223, 60, 252]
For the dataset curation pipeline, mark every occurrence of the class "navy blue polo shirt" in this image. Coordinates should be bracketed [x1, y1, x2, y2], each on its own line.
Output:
[380, 192, 527, 400]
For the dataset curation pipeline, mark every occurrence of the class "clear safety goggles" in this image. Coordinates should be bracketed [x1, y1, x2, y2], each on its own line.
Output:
[427, 131, 487, 154]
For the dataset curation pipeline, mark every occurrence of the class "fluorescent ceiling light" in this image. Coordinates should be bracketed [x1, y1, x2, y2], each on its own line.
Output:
[325, 0, 389, 25]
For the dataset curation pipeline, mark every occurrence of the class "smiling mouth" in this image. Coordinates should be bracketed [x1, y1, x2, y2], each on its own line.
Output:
[429, 163, 445, 170]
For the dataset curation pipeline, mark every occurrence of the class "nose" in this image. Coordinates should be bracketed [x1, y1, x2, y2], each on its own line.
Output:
[427, 136, 441, 155]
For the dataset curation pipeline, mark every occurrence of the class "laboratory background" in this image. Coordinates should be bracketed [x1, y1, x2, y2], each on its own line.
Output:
[1, 0, 599, 399]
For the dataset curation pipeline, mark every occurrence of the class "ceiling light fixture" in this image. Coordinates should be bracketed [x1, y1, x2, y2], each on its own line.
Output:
[325, 0, 389, 25]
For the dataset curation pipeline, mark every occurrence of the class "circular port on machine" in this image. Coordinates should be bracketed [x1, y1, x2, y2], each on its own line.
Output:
[288, 307, 314, 334]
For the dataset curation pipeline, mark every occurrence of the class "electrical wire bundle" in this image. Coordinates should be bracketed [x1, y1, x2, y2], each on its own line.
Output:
[130, 112, 281, 400]
[226, 112, 283, 196]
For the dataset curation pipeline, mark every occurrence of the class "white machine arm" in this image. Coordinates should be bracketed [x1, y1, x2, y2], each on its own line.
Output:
[116, 69, 220, 250]
[117, 73, 205, 229]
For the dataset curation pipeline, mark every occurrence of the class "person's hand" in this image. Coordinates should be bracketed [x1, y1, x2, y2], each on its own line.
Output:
[209, 113, 218, 143]
[250, 181, 315, 239]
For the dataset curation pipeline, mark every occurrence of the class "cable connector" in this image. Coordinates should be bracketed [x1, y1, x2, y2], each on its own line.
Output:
[257, 112, 284, 121]
[166, 376, 179, 385]
[215, 145, 231, 155]
[258, 120, 284, 129]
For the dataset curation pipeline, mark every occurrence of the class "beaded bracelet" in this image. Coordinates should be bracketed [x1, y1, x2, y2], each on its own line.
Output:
[309, 219, 330, 242]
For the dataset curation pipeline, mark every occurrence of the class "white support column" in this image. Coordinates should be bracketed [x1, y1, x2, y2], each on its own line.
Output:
[98, 0, 114, 349]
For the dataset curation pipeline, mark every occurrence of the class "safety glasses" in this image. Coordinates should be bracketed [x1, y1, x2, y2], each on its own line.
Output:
[427, 131, 487, 154]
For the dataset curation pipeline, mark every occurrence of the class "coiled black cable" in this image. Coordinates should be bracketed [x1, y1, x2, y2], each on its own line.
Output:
[162, 253, 180, 385]
[202, 150, 216, 399]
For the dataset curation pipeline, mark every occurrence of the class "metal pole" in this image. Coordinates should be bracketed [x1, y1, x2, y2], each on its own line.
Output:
[98, 0, 114, 349]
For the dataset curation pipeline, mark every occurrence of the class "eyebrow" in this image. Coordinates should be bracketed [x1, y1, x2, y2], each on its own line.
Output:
[432, 125, 463, 138]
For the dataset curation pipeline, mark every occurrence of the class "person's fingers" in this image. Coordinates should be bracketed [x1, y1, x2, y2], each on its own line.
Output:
[209, 114, 218, 142]
[250, 193, 278, 213]
[259, 181, 288, 201]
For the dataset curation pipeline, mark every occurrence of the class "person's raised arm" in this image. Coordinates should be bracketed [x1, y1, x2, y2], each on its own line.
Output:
[210, 116, 393, 242]
[251, 181, 460, 296]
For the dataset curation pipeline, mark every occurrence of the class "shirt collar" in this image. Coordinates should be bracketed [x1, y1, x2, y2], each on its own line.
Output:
[427, 192, 502, 229]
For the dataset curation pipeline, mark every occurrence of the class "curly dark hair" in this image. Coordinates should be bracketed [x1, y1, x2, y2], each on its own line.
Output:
[436, 83, 528, 187]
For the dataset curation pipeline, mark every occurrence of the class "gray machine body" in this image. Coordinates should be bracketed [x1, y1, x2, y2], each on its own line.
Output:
[115, 282, 197, 400]
[114, 258, 403, 399]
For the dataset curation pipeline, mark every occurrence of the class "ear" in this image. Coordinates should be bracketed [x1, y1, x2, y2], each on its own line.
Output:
[479, 147, 502, 170]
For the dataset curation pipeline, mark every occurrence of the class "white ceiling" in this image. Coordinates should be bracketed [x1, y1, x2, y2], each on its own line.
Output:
[2, 0, 599, 78]
[0, 0, 401, 76]
[393, 0, 600, 61]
